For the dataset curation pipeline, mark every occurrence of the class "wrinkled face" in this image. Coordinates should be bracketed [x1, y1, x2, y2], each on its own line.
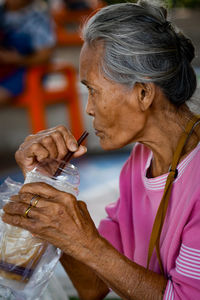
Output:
[79, 42, 145, 150]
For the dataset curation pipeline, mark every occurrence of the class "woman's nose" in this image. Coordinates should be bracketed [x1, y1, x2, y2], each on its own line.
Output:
[86, 98, 95, 116]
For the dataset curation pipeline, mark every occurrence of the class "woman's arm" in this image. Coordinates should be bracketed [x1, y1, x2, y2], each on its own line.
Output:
[83, 236, 167, 300]
[60, 254, 109, 300]
[61, 242, 167, 300]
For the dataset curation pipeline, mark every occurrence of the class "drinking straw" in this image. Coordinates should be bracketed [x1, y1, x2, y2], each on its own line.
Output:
[53, 131, 89, 177]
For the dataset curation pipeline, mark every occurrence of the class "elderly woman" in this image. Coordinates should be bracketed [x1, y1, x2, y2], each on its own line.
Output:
[2, 0, 200, 299]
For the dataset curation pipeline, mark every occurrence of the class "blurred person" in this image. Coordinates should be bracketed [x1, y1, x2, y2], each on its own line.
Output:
[0, 0, 56, 106]
[2, 1, 200, 299]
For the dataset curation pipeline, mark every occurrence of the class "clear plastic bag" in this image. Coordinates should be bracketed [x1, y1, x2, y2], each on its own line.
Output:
[0, 160, 80, 300]
[24, 159, 80, 196]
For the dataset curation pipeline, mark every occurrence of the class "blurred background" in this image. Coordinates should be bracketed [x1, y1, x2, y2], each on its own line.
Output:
[0, 0, 199, 298]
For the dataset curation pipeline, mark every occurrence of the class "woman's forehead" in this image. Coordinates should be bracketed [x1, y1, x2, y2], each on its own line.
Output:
[80, 42, 104, 64]
[80, 43, 104, 82]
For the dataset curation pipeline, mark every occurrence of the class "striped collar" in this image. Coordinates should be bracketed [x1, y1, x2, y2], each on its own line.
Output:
[143, 143, 200, 191]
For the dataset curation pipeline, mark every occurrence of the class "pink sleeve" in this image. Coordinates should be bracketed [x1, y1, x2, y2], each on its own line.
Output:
[164, 200, 200, 300]
[98, 199, 123, 254]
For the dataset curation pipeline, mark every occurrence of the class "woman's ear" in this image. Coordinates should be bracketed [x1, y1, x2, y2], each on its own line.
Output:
[136, 82, 156, 111]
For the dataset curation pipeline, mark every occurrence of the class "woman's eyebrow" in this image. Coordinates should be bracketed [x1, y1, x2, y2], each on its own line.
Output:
[81, 80, 90, 87]
[81, 80, 98, 90]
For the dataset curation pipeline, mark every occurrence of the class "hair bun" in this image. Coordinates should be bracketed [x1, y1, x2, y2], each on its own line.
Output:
[177, 32, 195, 63]
[137, 0, 167, 21]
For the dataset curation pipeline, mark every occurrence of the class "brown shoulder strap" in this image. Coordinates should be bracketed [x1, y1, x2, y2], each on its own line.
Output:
[147, 115, 200, 275]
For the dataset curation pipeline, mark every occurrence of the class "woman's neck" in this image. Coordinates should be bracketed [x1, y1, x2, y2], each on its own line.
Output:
[141, 105, 200, 178]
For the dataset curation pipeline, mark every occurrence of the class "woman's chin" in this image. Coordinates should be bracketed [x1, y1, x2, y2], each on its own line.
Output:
[99, 138, 121, 151]
[99, 138, 112, 150]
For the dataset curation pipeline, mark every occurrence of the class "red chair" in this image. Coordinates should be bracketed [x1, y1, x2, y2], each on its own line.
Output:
[14, 64, 85, 139]
[52, 2, 106, 46]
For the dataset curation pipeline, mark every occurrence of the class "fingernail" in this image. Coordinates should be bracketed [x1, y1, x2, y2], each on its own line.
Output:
[80, 145, 87, 152]
[70, 142, 78, 152]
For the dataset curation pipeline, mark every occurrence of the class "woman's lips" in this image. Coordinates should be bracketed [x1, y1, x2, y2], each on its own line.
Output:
[94, 122, 103, 136]
[95, 129, 100, 135]
[95, 129, 103, 136]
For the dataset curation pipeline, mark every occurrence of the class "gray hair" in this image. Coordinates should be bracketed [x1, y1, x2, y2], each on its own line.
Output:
[82, 0, 197, 106]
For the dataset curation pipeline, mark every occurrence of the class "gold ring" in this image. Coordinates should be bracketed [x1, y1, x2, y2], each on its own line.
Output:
[24, 206, 32, 218]
[30, 195, 40, 207]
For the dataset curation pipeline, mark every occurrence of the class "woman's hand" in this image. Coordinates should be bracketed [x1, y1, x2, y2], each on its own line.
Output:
[15, 126, 87, 176]
[2, 182, 167, 300]
[2, 182, 100, 260]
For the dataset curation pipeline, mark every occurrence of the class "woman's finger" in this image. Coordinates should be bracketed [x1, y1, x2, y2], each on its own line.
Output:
[3, 213, 36, 230]
[56, 126, 78, 152]
[11, 193, 48, 208]
[73, 145, 88, 158]
[11, 193, 68, 216]
[3, 202, 49, 222]
[20, 182, 63, 198]
[3, 211, 62, 249]
[15, 142, 49, 174]
[19, 182, 75, 206]
[50, 130, 68, 159]
[52, 126, 88, 158]
[23, 142, 49, 162]
[40, 135, 58, 159]
[2, 213, 49, 235]
[10, 194, 21, 202]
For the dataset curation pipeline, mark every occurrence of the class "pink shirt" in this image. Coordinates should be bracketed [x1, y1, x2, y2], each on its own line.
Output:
[99, 143, 200, 299]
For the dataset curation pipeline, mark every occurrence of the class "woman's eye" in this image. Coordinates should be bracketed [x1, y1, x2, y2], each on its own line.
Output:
[89, 89, 94, 95]
[88, 87, 95, 96]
